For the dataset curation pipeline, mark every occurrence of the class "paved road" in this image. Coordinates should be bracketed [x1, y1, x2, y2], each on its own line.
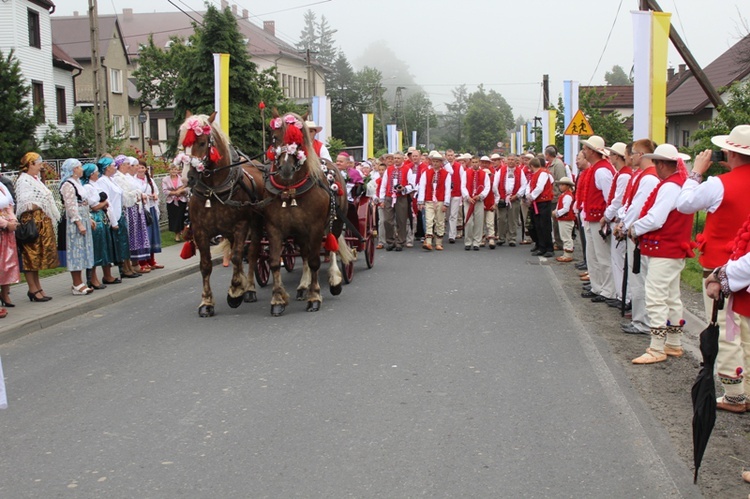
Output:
[0, 244, 700, 498]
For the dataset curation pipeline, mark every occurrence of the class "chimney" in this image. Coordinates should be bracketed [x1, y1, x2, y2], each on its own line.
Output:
[232, 4, 237, 16]
[221, 0, 228, 9]
[123, 8, 133, 20]
[242, 9, 248, 19]
[73, 10, 79, 16]
[263, 20, 275, 37]
[667, 67, 675, 79]
[678, 63, 686, 73]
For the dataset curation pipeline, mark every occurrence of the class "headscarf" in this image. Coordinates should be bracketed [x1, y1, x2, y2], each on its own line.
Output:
[127, 156, 139, 166]
[97, 156, 114, 176]
[114, 154, 128, 169]
[59, 158, 82, 186]
[81, 163, 97, 185]
[19, 152, 42, 173]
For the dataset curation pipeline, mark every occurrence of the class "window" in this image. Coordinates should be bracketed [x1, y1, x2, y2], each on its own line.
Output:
[682, 130, 690, 148]
[28, 9, 41, 48]
[31, 81, 44, 120]
[129, 116, 140, 139]
[282, 74, 287, 97]
[110, 68, 123, 94]
[112, 115, 124, 137]
[149, 118, 159, 141]
[292, 77, 298, 98]
[166, 118, 176, 141]
[55, 87, 67, 125]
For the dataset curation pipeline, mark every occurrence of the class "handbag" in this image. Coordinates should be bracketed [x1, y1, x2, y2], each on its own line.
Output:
[16, 216, 39, 244]
[144, 208, 153, 227]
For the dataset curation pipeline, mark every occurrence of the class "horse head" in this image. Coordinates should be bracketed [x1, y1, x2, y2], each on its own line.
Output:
[176, 111, 230, 184]
[267, 110, 322, 183]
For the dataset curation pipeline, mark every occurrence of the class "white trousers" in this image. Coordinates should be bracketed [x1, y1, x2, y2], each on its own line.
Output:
[448, 196, 462, 240]
[584, 221, 615, 298]
[463, 200, 485, 247]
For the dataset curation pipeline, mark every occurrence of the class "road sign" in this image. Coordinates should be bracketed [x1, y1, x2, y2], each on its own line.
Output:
[563, 110, 593, 136]
[138, 112, 148, 124]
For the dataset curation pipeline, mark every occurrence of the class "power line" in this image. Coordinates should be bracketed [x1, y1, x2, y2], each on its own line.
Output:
[167, 0, 204, 26]
[588, 0, 624, 86]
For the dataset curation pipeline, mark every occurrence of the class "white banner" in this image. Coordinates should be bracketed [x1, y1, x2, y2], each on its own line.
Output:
[563, 80, 580, 167]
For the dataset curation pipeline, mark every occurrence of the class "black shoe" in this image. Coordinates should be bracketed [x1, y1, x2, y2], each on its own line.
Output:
[449, 238, 455, 244]
[575, 263, 587, 270]
[88, 282, 108, 290]
[509, 242, 516, 247]
[581, 290, 597, 298]
[394, 246, 403, 252]
[542, 252, 554, 258]
[591, 295, 607, 303]
[0, 297, 14, 307]
[529, 246, 539, 252]
[621, 323, 649, 335]
[497, 241, 505, 246]
[605, 298, 622, 307]
[624, 302, 632, 311]
[531, 250, 543, 256]
[465, 246, 471, 251]
[386, 244, 395, 251]
[473, 246, 480, 251]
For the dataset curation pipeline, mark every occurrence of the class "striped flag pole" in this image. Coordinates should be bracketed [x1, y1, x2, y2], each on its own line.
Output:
[563, 80, 580, 166]
[632, 10, 671, 143]
[213, 53, 230, 135]
[362, 114, 374, 159]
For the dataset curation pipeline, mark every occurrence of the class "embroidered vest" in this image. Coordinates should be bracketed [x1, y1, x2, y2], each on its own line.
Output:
[584, 159, 615, 221]
[498, 165, 522, 199]
[424, 168, 449, 203]
[464, 168, 486, 197]
[727, 211, 750, 316]
[638, 174, 694, 258]
[556, 191, 576, 221]
[607, 166, 633, 204]
[530, 168, 554, 202]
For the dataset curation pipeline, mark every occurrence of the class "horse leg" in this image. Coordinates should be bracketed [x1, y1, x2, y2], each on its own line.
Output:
[296, 257, 311, 301]
[268, 229, 290, 316]
[328, 251, 343, 296]
[305, 244, 323, 312]
[243, 230, 260, 303]
[227, 226, 249, 309]
[195, 233, 216, 317]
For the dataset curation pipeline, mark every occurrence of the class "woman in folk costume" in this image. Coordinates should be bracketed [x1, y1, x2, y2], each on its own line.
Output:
[97, 156, 138, 279]
[460, 156, 490, 250]
[59, 159, 95, 295]
[135, 159, 163, 270]
[112, 155, 150, 273]
[0, 175, 20, 313]
[81, 163, 118, 288]
[15, 152, 60, 301]
[417, 151, 451, 251]
[162, 164, 189, 242]
[628, 144, 694, 364]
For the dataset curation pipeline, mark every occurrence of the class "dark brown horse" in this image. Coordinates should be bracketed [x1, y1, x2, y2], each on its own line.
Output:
[177, 111, 265, 317]
[262, 111, 352, 315]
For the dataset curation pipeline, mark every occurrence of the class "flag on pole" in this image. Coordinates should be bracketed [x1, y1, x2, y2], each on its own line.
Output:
[397, 130, 403, 152]
[632, 10, 671, 144]
[387, 124, 398, 153]
[312, 96, 330, 144]
[541, 109, 557, 149]
[521, 124, 528, 151]
[213, 53, 230, 135]
[516, 129, 523, 154]
[411, 130, 417, 149]
[526, 121, 533, 145]
[362, 113, 374, 159]
[563, 80, 580, 166]
[510, 132, 517, 154]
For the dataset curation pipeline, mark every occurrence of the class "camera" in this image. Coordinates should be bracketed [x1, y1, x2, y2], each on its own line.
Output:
[711, 150, 727, 163]
[599, 225, 611, 240]
[98, 192, 108, 202]
[395, 184, 404, 192]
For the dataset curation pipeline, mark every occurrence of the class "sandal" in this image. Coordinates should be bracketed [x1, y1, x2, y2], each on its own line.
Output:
[139, 266, 152, 273]
[102, 277, 122, 284]
[72, 283, 93, 296]
[632, 348, 667, 364]
[88, 282, 108, 290]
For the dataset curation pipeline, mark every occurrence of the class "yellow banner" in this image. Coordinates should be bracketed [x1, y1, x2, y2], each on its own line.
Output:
[651, 12, 671, 144]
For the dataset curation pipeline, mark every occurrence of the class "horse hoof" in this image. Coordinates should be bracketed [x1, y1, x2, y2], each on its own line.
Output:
[198, 305, 215, 317]
[330, 284, 342, 296]
[271, 304, 285, 316]
[306, 301, 321, 312]
[243, 291, 257, 303]
[296, 289, 306, 301]
[227, 294, 243, 308]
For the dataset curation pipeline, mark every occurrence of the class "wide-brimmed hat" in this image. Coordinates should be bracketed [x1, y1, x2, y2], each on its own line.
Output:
[711, 125, 750, 156]
[642, 143, 691, 162]
[580, 135, 609, 156]
[480, 155, 491, 162]
[304, 120, 322, 133]
[490, 153, 502, 160]
[428, 150, 443, 160]
[458, 153, 471, 160]
[605, 142, 627, 158]
[556, 176, 575, 186]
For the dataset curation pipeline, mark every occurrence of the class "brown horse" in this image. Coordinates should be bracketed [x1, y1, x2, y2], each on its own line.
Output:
[177, 111, 266, 317]
[262, 110, 352, 315]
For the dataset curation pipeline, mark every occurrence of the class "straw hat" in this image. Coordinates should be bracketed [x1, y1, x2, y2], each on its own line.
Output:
[711, 125, 750, 156]
[428, 150, 443, 160]
[642, 143, 691, 162]
[480, 155, 491, 162]
[580, 135, 609, 156]
[490, 153, 502, 160]
[304, 120, 322, 133]
[556, 176, 575, 186]
[605, 142, 627, 158]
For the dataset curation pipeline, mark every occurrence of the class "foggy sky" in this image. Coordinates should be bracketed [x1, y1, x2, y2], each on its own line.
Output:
[55, 0, 749, 118]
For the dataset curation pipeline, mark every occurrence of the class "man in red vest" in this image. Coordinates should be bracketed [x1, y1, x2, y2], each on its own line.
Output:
[480, 156, 497, 248]
[580, 135, 616, 303]
[378, 151, 416, 251]
[629, 144, 693, 364]
[417, 151, 451, 251]
[305, 120, 331, 164]
[461, 156, 490, 250]
[493, 154, 526, 246]
[524, 157, 555, 257]
[678, 124, 750, 412]
[445, 149, 464, 243]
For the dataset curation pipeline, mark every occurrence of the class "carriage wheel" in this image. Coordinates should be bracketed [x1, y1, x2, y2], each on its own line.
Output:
[282, 241, 296, 272]
[255, 257, 270, 287]
[340, 254, 354, 284]
[364, 235, 375, 269]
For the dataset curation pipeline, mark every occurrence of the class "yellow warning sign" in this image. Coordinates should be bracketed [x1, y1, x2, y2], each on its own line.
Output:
[564, 110, 594, 136]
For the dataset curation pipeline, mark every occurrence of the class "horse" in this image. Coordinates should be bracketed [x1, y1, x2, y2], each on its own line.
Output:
[262, 110, 353, 316]
[177, 111, 266, 317]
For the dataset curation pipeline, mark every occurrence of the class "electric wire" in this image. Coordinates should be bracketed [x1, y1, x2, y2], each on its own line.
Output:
[587, 0, 624, 86]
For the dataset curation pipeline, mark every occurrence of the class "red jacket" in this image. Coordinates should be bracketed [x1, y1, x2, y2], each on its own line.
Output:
[556, 190, 576, 221]
[583, 159, 615, 221]
[530, 168, 554, 202]
[423, 168, 450, 204]
[638, 174, 693, 259]
[450, 161, 463, 197]
[497, 165, 522, 199]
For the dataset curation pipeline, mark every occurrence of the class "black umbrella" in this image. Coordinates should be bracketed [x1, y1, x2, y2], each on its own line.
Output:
[691, 296, 724, 484]
[620, 238, 628, 317]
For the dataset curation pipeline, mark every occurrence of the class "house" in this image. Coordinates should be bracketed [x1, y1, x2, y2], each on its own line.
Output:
[666, 34, 750, 148]
[54, 4, 327, 155]
[578, 85, 635, 132]
[0, 0, 81, 144]
[51, 15, 136, 148]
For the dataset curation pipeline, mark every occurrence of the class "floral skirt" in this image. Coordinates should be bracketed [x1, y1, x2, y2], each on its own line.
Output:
[126, 206, 150, 260]
[146, 206, 161, 254]
[91, 210, 115, 267]
[19, 209, 59, 272]
[65, 207, 94, 271]
[0, 228, 20, 285]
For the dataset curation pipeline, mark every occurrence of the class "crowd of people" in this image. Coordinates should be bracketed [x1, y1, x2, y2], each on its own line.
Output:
[327, 124, 750, 418]
[0, 153, 189, 320]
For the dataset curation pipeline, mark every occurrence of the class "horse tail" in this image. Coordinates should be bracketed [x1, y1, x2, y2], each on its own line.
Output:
[337, 234, 356, 264]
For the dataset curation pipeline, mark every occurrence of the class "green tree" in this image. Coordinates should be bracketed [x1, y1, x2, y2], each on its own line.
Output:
[464, 85, 509, 153]
[579, 87, 631, 145]
[41, 110, 124, 158]
[404, 91, 436, 149]
[353, 66, 388, 150]
[443, 85, 469, 151]
[604, 65, 632, 85]
[295, 10, 317, 52]
[0, 49, 43, 169]
[132, 35, 190, 110]
[316, 15, 338, 69]
[327, 52, 360, 146]
[173, 5, 282, 154]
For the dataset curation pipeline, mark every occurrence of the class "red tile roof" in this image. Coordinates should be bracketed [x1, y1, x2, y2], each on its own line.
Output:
[579, 85, 634, 109]
[51, 16, 129, 64]
[52, 43, 82, 70]
[667, 34, 750, 115]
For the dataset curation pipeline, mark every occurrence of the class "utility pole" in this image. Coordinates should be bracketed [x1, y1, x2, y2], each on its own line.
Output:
[305, 49, 315, 108]
[88, 0, 106, 157]
[641, 0, 724, 108]
[394, 86, 406, 138]
[542, 74, 550, 110]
